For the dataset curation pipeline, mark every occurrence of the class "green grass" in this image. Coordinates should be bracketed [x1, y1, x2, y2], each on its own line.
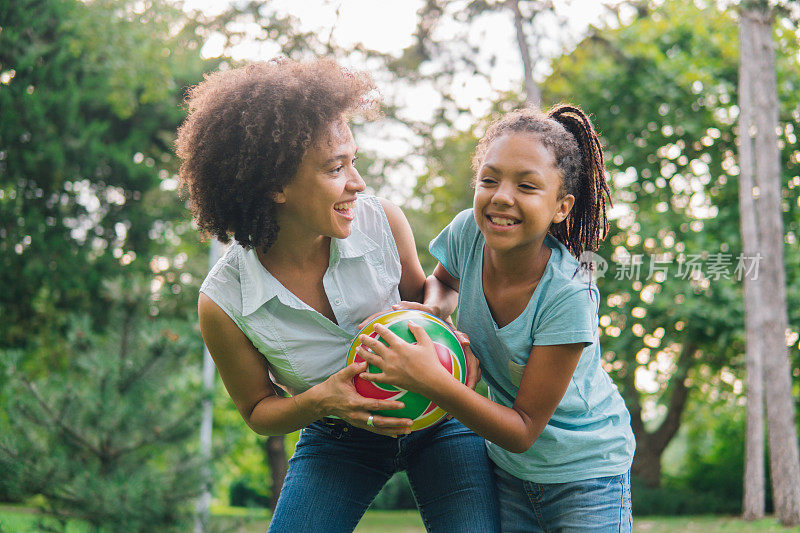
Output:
[2, 505, 800, 532]
[634, 516, 800, 532]
[0, 505, 88, 533]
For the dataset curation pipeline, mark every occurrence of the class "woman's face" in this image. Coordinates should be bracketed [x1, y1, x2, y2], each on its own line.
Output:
[275, 120, 366, 241]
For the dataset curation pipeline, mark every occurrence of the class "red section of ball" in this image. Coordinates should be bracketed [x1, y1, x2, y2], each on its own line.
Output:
[433, 343, 453, 373]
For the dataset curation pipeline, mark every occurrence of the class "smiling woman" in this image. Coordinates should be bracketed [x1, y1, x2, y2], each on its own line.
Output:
[174, 58, 500, 533]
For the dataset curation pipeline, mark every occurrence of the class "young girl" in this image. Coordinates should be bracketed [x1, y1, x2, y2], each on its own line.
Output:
[357, 105, 636, 532]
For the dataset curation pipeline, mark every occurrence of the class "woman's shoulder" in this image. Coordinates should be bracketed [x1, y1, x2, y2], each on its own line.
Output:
[199, 243, 245, 314]
[352, 194, 390, 233]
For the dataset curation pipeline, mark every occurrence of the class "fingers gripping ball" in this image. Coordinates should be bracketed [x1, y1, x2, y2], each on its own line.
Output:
[347, 310, 468, 431]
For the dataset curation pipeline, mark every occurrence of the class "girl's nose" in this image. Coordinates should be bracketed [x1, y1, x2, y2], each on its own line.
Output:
[491, 182, 515, 206]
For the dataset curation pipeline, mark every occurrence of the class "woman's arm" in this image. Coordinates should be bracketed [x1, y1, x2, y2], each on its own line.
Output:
[358, 322, 583, 453]
[199, 293, 413, 436]
[378, 198, 426, 303]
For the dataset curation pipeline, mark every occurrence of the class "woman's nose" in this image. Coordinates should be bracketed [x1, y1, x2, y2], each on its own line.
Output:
[348, 167, 366, 192]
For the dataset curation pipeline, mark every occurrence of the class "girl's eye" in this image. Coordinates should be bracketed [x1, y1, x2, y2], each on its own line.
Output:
[479, 177, 497, 185]
[519, 183, 537, 191]
[352, 155, 359, 165]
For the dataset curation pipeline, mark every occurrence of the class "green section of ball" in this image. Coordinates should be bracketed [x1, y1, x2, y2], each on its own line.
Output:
[373, 390, 434, 420]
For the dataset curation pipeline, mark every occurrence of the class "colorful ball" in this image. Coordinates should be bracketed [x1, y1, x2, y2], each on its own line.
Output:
[347, 309, 468, 431]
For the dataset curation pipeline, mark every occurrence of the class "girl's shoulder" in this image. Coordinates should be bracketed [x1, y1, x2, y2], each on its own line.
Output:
[448, 208, 481, 239]
[542, 237, 600, 309]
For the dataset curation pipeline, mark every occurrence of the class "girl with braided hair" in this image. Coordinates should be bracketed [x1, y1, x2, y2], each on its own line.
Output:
[356, 104, 636, 532]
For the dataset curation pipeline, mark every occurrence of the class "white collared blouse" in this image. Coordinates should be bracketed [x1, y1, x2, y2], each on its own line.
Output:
[199, 195, 401, 395]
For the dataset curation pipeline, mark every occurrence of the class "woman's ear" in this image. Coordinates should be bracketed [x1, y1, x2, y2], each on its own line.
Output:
[272, 190, 287, 204]
[553, 194, 575, 224]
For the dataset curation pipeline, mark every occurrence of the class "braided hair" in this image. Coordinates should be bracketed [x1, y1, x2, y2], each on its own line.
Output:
[471, 104, 611, 257]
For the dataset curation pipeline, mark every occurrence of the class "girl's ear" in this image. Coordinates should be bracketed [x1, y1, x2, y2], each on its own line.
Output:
[272, 190, 287, 204]
[553, 194, 575, 224]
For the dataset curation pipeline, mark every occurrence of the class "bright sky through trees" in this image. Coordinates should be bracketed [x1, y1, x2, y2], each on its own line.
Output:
[186, 0, 626, 104]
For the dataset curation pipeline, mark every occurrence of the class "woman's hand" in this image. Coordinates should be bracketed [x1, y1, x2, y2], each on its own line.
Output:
[357, 322, 453, 398]
[314, 361, 413, 436]
[454, 331, 481, 390]
[356, 302, 441, 331]
[390, 301, 446, 322]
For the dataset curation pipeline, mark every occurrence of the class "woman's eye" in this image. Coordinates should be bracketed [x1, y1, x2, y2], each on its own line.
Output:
[352, 156, 359, 165]
[520, 183, 536, 191]
[332, 165, 344, 173]
[479, 177, 497, 185]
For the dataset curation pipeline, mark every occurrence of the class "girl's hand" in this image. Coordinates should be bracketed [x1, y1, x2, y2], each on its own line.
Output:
[392, 304, 482, 390]
[316, 361, 413, 436]
[357, 322, 452, 397]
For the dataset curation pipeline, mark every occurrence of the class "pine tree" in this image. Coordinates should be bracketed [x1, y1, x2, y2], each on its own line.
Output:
[0, 278, 207, 531]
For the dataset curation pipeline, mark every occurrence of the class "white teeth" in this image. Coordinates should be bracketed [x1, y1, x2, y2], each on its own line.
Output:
[489, 216, 519, 226]
[334, 201, 355, 211]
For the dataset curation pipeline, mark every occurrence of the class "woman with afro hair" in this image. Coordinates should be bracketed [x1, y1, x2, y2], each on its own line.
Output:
[176, 58, 500, 532]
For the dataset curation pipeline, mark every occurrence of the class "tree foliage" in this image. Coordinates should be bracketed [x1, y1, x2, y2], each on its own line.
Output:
[547, 0, 800, 486]
[0, 279, 205, 531]
[0, 0, 212, 352]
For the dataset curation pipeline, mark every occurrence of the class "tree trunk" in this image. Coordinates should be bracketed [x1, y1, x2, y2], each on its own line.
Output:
[737, 10, 766, 521]
[508, 0, 541, 107]
[631, 441, 662, 488]
[628, 344, 693, 488]
[739, 5, 800, 526]
[266, 435, 288, 512]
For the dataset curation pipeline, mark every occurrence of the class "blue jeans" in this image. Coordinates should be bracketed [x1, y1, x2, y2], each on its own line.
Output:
[495, 466, 632, 532]
[269, 417, 500, 532]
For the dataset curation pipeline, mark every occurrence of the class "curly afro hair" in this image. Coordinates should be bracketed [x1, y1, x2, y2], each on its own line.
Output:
[175, 57, 380, 251]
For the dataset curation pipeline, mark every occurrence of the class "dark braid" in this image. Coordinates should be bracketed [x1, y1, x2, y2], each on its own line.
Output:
[547, 104, 611, 256]
[472, 104, 612, 257]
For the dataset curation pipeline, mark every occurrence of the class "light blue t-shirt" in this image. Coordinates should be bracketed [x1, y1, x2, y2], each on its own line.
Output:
[199, 194, 401, 395]
[430, 208, 635, 483]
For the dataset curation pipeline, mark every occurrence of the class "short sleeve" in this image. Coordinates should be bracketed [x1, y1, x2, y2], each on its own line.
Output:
[532, 283, 599, 347]
[428, 209, 475, 280]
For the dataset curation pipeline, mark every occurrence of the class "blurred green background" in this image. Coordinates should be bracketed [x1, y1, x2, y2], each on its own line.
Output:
[1, 0, 800, 530]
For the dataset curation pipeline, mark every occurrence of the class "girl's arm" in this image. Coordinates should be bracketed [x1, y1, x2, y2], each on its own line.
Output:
[198, 294, 413, 436]
[358, 323, 582, 453]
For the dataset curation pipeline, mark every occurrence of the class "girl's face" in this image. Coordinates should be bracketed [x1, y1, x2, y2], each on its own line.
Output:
[275, 120, 366, 241]
[473, 133, 574, 256]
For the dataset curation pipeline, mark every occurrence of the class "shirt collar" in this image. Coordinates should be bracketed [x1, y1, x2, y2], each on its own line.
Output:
[238, 225, 379, 316]
[239, 245, 282, 316]
[332, 225, 379, 260]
